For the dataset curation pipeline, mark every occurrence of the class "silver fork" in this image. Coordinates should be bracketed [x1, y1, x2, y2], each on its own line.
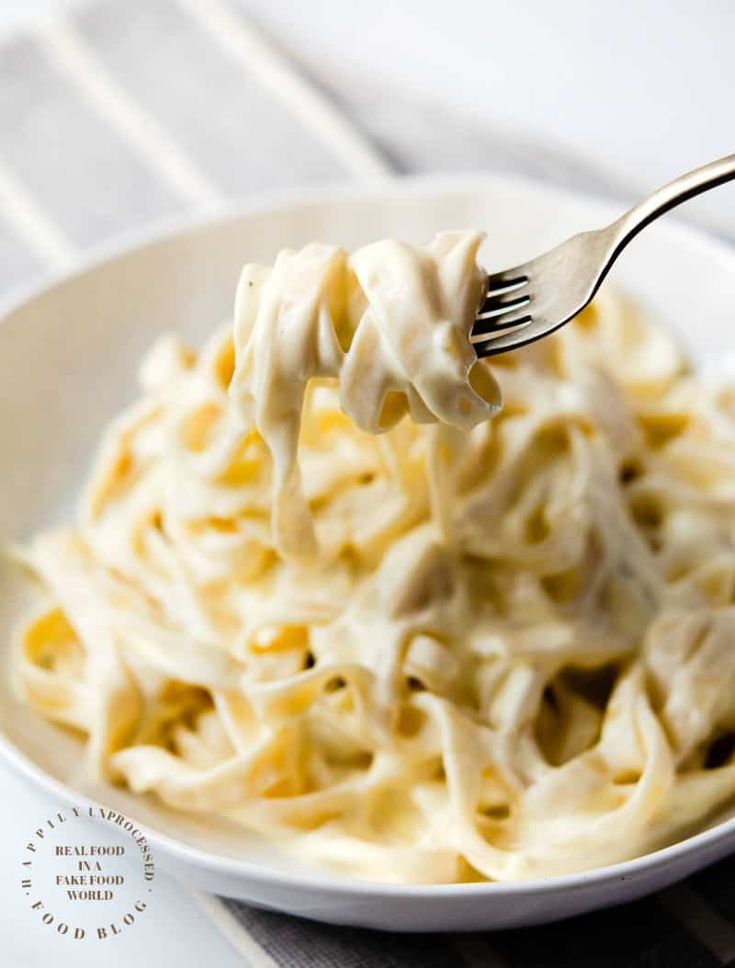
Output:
[472, 153, 735, 358]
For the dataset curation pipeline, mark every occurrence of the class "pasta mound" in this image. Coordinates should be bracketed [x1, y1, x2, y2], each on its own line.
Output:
[13, 233, 735, 883]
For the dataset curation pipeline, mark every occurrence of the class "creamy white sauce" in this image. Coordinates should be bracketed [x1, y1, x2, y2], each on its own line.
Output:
[13, 233, 735, 883]
[229, 232, 499, 556]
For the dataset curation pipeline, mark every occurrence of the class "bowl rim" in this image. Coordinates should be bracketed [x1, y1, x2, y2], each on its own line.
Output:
[2, 171, 734, 899]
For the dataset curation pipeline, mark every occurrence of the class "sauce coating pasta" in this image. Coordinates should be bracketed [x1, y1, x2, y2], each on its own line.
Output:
[13, 232, 735, 882]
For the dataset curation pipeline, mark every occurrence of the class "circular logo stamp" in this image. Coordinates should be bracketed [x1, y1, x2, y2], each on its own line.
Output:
[20, 804, 156, 942]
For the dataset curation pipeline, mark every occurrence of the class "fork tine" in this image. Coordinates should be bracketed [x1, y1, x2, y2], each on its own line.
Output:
[471, 314, 532, 343]
[473, 312, 569, 358]
[472, 312, 533, 337]
[481, 273, 528, 302]
[478, 292, 531, 318]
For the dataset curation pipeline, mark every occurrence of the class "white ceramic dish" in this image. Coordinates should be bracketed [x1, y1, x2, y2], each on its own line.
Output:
[0, 175, 734, 932]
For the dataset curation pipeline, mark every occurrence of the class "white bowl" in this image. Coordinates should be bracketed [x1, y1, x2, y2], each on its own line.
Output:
[1, 175, 734, 932]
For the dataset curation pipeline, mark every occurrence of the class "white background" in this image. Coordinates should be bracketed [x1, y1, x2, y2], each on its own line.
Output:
[2, 0, 734, 225]
[0, 1, 733, 965]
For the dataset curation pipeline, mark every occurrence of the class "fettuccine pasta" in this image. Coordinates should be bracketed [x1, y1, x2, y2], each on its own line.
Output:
[13, 231, 735, 883]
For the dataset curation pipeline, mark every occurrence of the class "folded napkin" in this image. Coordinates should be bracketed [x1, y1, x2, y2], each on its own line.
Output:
[1, 1, 734, 965]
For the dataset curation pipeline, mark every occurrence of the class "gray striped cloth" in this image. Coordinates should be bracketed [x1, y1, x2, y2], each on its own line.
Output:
[2, 1, 734, 965]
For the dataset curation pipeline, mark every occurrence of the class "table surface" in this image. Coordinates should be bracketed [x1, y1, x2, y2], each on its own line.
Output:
[4, 0, 733, 235]
[1, 2, 733, 965]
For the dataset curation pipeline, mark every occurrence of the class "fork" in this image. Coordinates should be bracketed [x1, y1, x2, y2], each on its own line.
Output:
[471, 153, 735, 358]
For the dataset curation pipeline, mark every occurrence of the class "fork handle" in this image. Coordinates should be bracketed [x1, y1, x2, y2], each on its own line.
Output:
[613, 153, 735, 247]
